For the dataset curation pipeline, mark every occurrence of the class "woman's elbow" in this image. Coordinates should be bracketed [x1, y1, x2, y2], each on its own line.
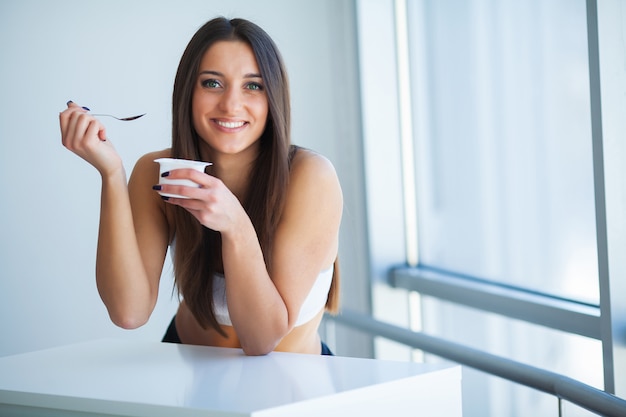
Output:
[240, 339, 278, 356]
[108, 309, 150, 330]
[237, 310, 290, 355]
[99, 291, 155, 330]
[239, 327, 286, 356]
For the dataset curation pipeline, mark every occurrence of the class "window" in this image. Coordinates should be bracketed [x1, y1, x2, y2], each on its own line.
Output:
[409, 0, 599, 305]
[356, 0, 626, 415]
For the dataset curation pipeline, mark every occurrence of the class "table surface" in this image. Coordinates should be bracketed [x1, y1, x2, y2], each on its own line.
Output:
[0, 338, 462, 417]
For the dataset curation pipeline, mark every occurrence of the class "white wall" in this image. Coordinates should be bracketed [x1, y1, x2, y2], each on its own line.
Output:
[0, 0, 370, 357]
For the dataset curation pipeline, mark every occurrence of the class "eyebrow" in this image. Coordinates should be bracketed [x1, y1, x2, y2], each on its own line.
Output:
[199, 70, 262, 79]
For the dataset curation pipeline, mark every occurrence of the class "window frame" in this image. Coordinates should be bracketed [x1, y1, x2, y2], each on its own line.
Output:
[357, 0, 626, 398]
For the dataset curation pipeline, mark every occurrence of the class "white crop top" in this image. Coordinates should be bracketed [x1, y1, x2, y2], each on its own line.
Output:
[212, 266, 334, 327]
[170, 240, 333, 327]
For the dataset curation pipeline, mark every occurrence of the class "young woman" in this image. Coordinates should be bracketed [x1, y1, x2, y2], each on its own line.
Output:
[59, 17, 342, 356]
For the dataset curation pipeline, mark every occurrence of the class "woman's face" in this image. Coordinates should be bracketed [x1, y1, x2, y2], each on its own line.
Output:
[192, 40, 269, 159]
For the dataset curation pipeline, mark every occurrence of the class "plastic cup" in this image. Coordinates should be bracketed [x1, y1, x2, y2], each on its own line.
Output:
[154, 158, 212, 198]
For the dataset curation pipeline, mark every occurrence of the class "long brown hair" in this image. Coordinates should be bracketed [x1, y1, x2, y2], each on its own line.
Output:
[169, 17, 339, 334]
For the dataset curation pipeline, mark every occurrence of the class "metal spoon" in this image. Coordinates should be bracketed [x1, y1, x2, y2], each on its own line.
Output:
[92, 113, 146, 121]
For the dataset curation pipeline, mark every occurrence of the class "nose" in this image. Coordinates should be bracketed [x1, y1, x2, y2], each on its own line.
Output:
[219, 86, 243, 113]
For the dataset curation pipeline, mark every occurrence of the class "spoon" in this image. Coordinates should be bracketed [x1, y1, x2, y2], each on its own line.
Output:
[92, 113, 146, 121]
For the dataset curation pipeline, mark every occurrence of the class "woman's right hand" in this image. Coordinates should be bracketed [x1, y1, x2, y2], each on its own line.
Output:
[59, 101, 123, 176]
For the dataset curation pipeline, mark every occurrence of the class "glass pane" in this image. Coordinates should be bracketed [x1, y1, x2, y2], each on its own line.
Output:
[421, 297, 603, 417]
[561, 400, 600, 417]
[409, 0, 599, 303]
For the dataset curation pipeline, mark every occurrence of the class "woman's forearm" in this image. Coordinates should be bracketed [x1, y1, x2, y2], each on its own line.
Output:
[221, 218, 289, 355]
[95, 169, 155, 329]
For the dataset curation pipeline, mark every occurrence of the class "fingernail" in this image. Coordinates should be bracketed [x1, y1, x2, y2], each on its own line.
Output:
[161, 172, 170, 178]
[161, 196, 170, 201]
[66, 100, 74, 106]
[152, 185, 162, 190]
[82, 106, 90, 111]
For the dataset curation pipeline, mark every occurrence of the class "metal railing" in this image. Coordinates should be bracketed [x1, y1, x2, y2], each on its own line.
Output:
[389, 266, 601, 340]
[326, 309, 626, 417]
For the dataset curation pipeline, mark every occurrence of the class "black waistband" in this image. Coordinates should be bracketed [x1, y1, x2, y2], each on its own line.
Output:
[162, 315, 334, 355]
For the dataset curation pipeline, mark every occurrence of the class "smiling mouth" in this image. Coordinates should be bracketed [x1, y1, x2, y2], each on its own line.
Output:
[215, 120, 246, 129]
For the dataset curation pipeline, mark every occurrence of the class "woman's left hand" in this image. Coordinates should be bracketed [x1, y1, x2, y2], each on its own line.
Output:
[157, 169, 245, 232]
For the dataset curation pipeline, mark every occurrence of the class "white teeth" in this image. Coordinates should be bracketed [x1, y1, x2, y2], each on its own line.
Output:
[216, 120, 245, 129]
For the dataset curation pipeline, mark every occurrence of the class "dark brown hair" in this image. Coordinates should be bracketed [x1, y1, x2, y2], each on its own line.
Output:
[170, 17, 339, 335]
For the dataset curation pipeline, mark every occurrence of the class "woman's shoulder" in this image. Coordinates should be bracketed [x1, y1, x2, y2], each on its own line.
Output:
[290, 147, 337, 178]
[136, 148, 172, 166]
[289, 147, 342, 198]
[132, 148, 171, 172]
[129, 149, 171, 181]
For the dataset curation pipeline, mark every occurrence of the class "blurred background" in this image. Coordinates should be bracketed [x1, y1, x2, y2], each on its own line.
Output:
[1, 1, 624, 416]
[0, 0, 368, 356]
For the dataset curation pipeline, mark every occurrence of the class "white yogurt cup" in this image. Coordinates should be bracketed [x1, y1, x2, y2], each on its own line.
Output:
[154, 158, 212, 198]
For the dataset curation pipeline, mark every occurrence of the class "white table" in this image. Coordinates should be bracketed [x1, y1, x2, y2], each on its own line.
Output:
[0, 339, 462, 416]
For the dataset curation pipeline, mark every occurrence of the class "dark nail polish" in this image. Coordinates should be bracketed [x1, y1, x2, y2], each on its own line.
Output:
[161, 171, 170, 178]
[152, 185, 162, 190]
[82, 106, 90, 111]
[66, 100, 73, 106]
[161, 196, 170, 201]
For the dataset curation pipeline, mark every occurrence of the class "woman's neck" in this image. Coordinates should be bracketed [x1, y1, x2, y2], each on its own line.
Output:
[203, 149, 257, 202]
